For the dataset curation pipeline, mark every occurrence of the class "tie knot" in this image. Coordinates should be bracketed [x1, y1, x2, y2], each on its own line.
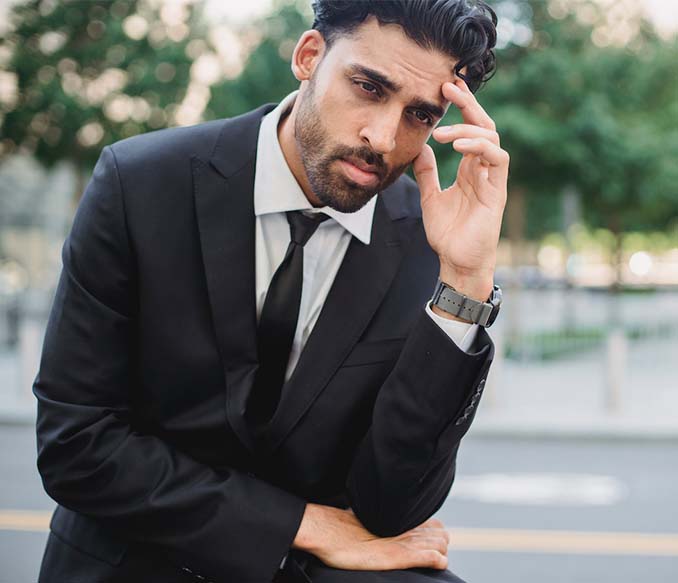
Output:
[286, 211, 329, 247]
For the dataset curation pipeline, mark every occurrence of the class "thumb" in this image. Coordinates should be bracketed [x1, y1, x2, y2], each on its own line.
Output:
[412, 143, 441, 202]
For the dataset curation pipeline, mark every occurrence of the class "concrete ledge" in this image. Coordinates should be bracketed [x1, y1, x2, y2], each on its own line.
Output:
[0, 406, 36, 425]
[469, 413, 678, 441]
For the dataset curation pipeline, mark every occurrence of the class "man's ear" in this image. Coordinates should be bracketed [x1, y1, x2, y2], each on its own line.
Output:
[291, 30, 326, 82]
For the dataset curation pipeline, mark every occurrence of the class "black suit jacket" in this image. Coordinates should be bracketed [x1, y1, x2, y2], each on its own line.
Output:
[34, 103, 494, 583]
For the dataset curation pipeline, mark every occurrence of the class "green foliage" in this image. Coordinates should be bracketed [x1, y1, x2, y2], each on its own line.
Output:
[480, 0, 678, 236]
[2, 0, 677, 237]
[0, 0, 205, 171]
[208, 2, 311, 119]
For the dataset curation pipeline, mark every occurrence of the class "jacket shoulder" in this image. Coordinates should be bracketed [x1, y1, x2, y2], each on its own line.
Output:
[105, 103, 274, 181]
[107, 119, 227, 170]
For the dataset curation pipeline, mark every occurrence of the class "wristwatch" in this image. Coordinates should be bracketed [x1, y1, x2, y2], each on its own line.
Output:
[430, 278, 502, 327]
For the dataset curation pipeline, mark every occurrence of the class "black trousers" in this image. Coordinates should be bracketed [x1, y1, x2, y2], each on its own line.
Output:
[275, 550, 466, 583]
[39, 532, 466, 583]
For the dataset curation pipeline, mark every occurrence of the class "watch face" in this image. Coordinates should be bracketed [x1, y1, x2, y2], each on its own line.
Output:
[486, 285, 502, 327]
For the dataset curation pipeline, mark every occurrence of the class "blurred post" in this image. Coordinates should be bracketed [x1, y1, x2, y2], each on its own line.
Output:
[18, 290, 46, 403]
[604, 328, 627, 413]
[483, 330, 503, 409]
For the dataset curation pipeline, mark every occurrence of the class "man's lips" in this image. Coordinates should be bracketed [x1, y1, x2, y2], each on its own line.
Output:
[338, 157, 381, 187]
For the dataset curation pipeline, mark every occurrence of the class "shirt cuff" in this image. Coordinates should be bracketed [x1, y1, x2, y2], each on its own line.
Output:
[424, 300, 479, 353]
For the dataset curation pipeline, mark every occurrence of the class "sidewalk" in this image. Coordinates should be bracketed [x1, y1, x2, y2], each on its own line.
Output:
[470, 333, 678, 440]
[2, 336, 678, 439]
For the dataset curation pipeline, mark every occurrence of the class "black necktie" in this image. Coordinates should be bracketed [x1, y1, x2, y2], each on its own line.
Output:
[245, 210, 329, 429]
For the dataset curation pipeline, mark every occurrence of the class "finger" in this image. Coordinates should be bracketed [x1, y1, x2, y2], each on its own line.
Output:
[432, 123, 500, 146]
[412, 143, 441, 200]
[471, 155, 491, 189]
[407, 535, 450, 555]
[416, 549, 448, 570]
[414, 517, 445, 530]
[410, 524, 447, 535]
[386, 540, 449, 571]
[453, 138, 510, 188]
[407, 525, 450, 546]
[442, 80, 496, 131]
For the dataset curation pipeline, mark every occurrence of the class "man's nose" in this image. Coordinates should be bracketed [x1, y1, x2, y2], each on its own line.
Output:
[359, 109, 400, 155]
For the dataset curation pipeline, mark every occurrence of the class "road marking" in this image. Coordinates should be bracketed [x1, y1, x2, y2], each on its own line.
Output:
[452, 473, 627, 506]
[0, 510, 51, 532]
[448, 527, 678, 556]
[2, 510, 677, 557]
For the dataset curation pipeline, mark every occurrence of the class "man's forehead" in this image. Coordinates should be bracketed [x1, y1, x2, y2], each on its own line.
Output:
[329, 18, 458, 106]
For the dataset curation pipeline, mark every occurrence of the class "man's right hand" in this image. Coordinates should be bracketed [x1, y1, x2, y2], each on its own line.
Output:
[291, 503, 450, 571]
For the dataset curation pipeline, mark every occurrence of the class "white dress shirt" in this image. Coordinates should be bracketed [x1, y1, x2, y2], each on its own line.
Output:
[253, 91, 478, 381]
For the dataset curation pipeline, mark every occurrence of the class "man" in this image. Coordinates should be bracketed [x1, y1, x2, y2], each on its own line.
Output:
[34, 1, 507, 582]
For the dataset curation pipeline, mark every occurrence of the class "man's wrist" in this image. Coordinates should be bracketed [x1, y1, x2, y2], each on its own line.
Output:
[438, 264, 494, 303]
[291, 503, 325, 554]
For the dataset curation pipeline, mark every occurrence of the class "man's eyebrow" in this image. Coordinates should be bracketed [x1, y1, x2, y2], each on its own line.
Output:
[347, 63, 446, 120]
[410, 98, 445, 121]
[348, 63, 402, 93]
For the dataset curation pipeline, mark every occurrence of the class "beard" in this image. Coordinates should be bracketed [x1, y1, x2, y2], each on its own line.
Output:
[293, 83, 410, 213]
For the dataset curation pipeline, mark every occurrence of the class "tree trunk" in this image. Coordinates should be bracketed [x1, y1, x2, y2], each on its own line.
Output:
[505, 185, 527, 348]
[561, 185, 581, 331]
[607, 214, 624, 328]
[605, 213, 625, 412]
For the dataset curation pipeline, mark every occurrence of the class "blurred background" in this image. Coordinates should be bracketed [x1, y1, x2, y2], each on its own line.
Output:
[0, 0, 677, 581]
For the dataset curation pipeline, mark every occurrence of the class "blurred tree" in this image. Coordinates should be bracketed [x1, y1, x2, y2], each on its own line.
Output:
[579, 24, 677, 293]
[0, 0, 209, 204]
[480, 0, 678, 288]
[2, 0, 676, 248]
[208, 0, 311, 120]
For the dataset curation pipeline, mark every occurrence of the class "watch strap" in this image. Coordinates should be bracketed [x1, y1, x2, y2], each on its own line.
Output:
[431, 279, 497, 327]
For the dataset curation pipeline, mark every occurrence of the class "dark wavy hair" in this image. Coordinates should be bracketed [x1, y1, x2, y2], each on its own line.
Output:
[311, 0, 497, 93]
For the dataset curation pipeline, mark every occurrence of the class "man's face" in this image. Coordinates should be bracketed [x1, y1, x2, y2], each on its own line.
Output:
[293, 16, 456, 213]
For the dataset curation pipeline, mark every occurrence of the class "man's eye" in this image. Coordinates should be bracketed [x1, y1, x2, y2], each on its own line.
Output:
[356, 81, 379, 96]
[412, 110, 432, 125]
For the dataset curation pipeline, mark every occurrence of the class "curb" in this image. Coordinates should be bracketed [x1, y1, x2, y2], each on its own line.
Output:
[2, 406, 677, 441]
[469, 418, 678, 441]
[0, 408, 36, 425]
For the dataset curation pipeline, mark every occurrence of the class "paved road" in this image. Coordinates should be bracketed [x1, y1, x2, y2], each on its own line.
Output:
[439, 436, 678, 582]
[1, 425, 676, 582]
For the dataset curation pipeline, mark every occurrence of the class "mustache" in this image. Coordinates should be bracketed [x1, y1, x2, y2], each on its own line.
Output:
[330, 145, 388, 179]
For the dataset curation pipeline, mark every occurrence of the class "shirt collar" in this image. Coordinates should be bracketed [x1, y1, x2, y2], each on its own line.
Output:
[253, 90, 377, 245]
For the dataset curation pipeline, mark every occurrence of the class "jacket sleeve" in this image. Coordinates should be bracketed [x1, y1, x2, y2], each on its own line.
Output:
[345, 309, 493, 536]
[33, 146, 306, 583]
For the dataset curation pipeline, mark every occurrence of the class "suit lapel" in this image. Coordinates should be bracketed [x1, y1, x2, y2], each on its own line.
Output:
[263, 194, 407, 453]
[193, 102, 414, 456]
[192, 104, 274, 453]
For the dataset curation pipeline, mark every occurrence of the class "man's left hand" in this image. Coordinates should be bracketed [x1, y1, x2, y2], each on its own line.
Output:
[413, 78, 509, 303]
